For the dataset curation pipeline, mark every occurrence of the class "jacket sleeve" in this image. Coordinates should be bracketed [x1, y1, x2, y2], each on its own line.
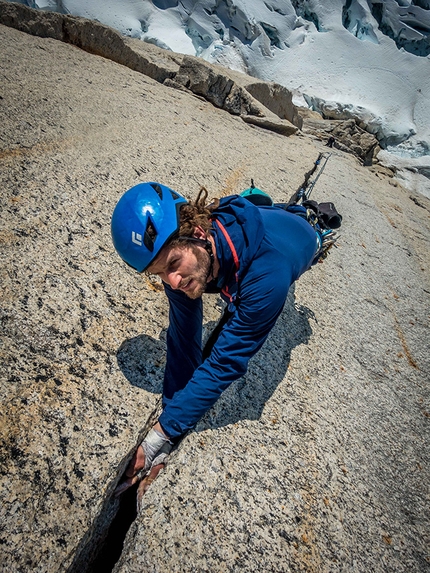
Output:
[158, 265, 292, 439]
[162, 283, 203, 404]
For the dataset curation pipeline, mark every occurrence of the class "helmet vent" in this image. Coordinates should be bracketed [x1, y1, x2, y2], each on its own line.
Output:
[169, 189, 181, 200]
[150, 183, 163, 199]
[143, 218, 157, 252]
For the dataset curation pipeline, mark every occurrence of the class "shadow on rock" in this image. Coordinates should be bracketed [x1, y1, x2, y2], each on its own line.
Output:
[195, 290, 315, 432]
[117, 290, 315, 431]
[117, 334, 166, 394]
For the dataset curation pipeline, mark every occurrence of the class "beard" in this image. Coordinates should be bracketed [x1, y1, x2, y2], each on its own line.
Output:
[183, 244, 212, 299]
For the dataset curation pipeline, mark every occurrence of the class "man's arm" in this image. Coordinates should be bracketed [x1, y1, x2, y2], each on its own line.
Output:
[162, 283, 203, 403]
[158, 264, 292, 439]
[115, 286, 202, 496]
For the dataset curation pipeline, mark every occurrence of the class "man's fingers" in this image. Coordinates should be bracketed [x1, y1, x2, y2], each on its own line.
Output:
[114, 474, 140, 497]
[117, 442, 169, 500]
[114, 479, 132, 497]
[136, 463, 165, 508]
[115, 445, 150, 497]
[125, 445, 145, 478]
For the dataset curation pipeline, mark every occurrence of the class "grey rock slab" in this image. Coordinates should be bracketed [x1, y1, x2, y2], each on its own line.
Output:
[173, 55, 300, 135]
[243, 81, 303, 129]
[0, 22, 323, 573]
[216, 67, 302, 128]
[114, 151, 430, 573]
[241, 113, 298, 137]
[0, 12, 429, 573]
[302, 118, 380, 164]
[173, 54, 263, 117]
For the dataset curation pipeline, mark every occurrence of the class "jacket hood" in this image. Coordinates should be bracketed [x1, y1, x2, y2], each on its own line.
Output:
[210, 195, 265, 296]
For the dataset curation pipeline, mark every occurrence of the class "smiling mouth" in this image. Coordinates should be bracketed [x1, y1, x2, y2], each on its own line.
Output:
[180, 278, 193, 290]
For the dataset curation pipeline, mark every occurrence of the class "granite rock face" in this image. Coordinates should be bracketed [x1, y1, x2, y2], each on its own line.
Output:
[1, 12, 429, 573]
[302, 117, 380, 165]
[0, 0, 298, 137]
[0, 19, 324, 573]
[113, 156, 430, 572]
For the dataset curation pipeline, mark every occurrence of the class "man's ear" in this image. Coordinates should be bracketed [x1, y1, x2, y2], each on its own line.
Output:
[192, 226, 207, 239]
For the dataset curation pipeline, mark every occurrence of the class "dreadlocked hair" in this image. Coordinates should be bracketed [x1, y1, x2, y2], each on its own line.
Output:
[144, 187, 219, 276]
[176, 187, 219, 238]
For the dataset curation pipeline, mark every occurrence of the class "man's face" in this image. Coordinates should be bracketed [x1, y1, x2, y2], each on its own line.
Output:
[148, 242, 211, 299]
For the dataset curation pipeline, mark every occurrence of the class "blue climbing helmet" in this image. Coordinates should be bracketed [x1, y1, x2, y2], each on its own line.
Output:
[111, 182, 188, 272]
[240, 179, 273, 207]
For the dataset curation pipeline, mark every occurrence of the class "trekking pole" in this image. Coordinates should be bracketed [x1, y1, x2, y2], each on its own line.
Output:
[305, 153, 331, 200]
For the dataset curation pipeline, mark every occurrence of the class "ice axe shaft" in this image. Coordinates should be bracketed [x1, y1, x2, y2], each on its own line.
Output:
[288, 152, 331, 204]
[305, 152, 331, 200]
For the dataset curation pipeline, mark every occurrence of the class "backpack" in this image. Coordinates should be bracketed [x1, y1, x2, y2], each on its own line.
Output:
[241, 156, 342, 264]
[270, 200, 342, 265]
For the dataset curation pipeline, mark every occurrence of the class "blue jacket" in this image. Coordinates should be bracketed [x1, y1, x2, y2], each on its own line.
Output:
[158, 195, 318, 439]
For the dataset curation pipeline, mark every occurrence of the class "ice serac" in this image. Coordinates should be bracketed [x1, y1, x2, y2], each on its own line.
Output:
[369, 0, 430, 56]
[342, 0, 380, 44]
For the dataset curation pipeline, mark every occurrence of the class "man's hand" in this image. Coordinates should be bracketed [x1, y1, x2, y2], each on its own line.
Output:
[113, 445, 146, 496]
[136, 462, 166, 509]
[114, 423, 171, 497]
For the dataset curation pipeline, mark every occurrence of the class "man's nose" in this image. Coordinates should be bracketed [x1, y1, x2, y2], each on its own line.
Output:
[167, 272, 182, 290]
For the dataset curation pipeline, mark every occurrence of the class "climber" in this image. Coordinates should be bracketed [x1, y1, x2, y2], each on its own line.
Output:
[111, 181, 322, 501]
[326, 136, 335, 148]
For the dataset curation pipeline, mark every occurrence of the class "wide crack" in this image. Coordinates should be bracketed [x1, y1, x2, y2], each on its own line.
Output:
[66, 483, 137, 573]
[87, 483, 139, 573]
[67, 408, 161, 573]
